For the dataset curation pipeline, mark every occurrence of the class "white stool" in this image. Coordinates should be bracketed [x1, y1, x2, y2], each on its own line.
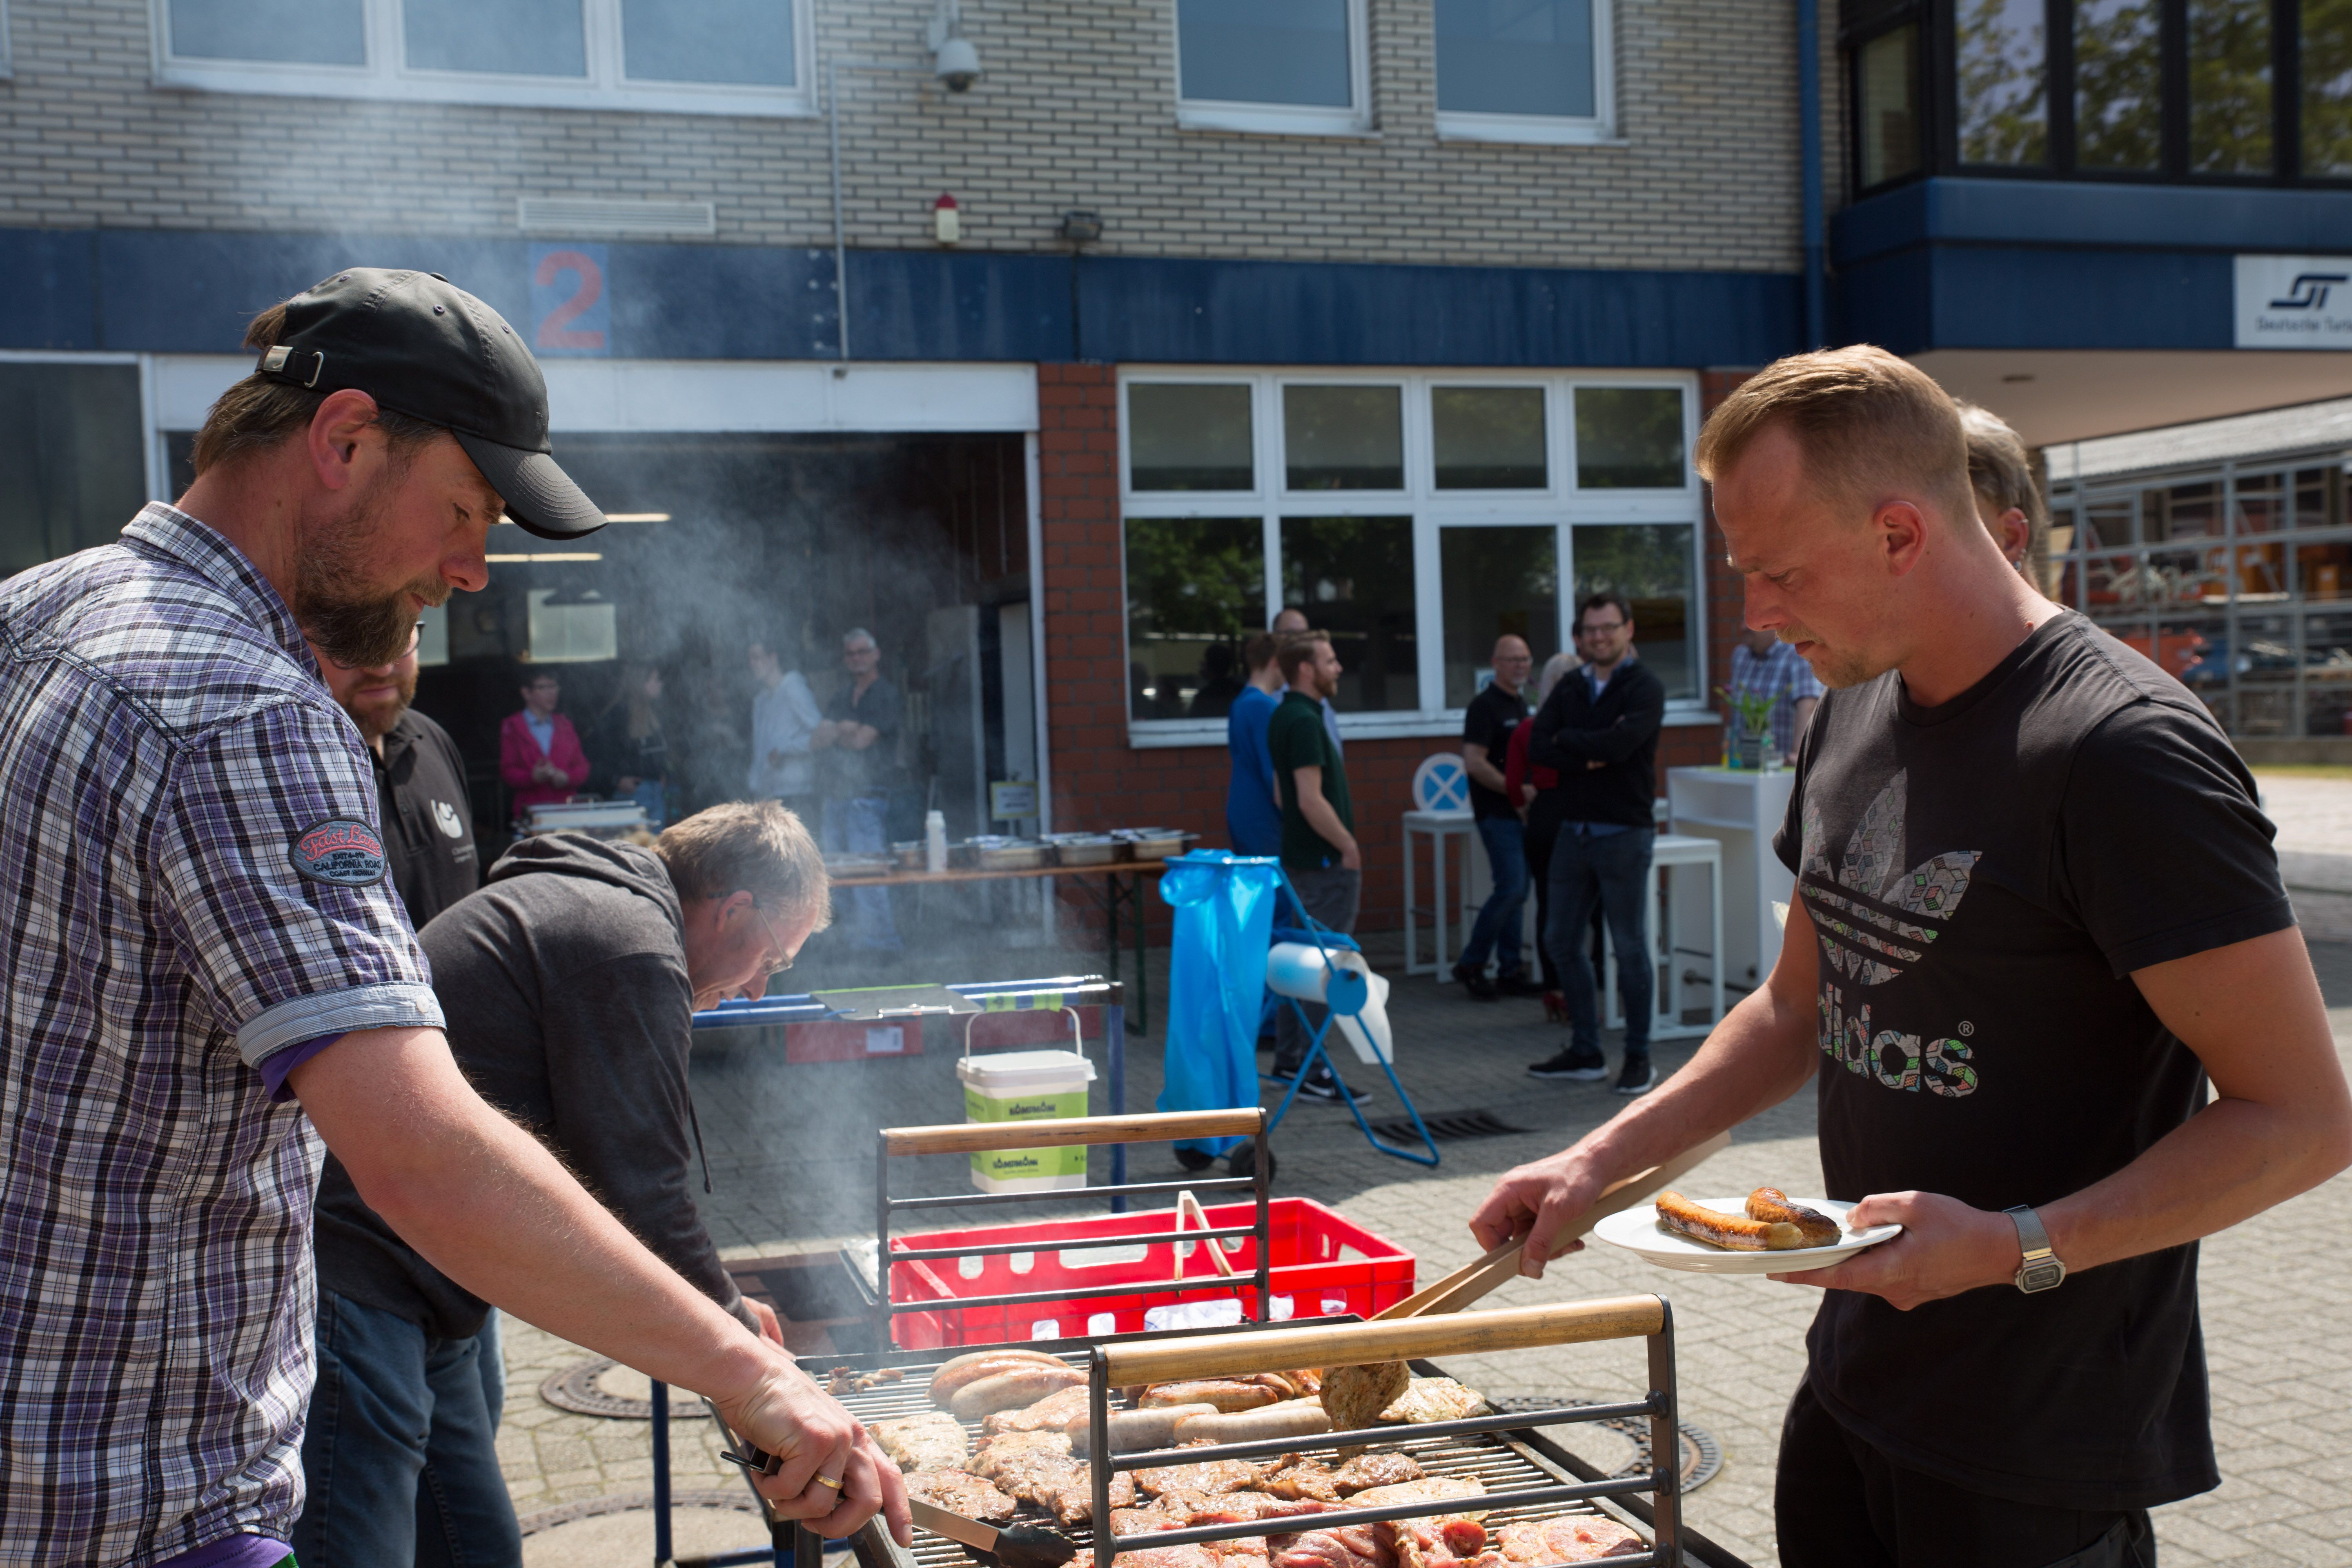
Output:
[1403, 754, 1476, 976]
[1598, 833, 1725, 1041]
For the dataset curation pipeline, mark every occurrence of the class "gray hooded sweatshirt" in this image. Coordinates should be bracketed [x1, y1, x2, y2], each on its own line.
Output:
[312, 832, 751, 1339]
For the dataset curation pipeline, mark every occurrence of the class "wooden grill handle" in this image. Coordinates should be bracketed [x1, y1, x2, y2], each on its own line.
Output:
[1097, 1296, 1666, 1384]
[882, 1107, 1266, 1156]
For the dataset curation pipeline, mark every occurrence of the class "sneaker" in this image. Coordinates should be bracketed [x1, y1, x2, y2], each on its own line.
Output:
[1296, 1073, 1374, 1107]
[1528, 1047, 1609, 1081]
[1615, 1056, 1659, 1096]
[1494, 971, 1548, 999]
[1452, 962, 1499, 1002]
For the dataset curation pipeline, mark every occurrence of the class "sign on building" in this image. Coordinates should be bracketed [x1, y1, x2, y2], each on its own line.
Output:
[2236, 255, 2352, 349]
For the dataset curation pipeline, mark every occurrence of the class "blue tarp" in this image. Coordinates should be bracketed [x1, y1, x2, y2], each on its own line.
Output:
[1156, 851, 1283, 1157]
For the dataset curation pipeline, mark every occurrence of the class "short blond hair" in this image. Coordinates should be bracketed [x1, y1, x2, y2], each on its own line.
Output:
[654, 801, 831, 931]
[1956, 401, 2047, 537]
[1694, 345, 1975, 526]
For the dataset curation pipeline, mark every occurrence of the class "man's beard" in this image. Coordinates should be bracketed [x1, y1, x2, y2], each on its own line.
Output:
[352, 664, 420, 744]
[294, 479, 443, 668]
[1781, 624, 1881, 690]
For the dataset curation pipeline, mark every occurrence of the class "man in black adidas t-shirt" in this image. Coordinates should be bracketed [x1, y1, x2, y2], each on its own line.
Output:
[1469, 347, 2352, 1568]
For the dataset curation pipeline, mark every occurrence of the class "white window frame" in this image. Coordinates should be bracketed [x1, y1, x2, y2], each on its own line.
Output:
[149, 0, 816, 118]
[1433, 0, 1619, 147]
[1118, 365, 1707, 748]
[1172, 0, 1374, 137]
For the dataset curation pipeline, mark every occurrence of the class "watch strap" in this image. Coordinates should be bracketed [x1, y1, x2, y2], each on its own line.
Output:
[2003, 1204, 2052, 1259]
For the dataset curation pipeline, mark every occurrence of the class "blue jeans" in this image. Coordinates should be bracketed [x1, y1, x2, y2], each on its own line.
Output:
[293, 1292, 521, 1568]
[1544, 826, 1655, 1057]
[1458, 815, 1529, 975]
[822, 794, 903, 951]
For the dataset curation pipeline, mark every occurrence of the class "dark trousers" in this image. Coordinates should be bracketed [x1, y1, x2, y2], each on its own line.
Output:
[1524, 796, 1562, 990]
[1273, 866, 1360, 1079]
[1777, 1376, 2157, 1568]
[1458, 815, 1530, 974]
[1544, 825, 1654, 1056]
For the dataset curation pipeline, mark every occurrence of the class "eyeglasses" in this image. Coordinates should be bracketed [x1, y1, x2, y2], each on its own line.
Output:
[751, 901, 796, 976]
[1577, 620, 1628, 637]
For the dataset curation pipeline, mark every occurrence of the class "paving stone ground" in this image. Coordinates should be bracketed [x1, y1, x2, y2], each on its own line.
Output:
[497, 921, 2352, 1567]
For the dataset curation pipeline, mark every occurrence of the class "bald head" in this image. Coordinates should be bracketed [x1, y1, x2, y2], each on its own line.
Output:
[1490, 635, 1532, 694]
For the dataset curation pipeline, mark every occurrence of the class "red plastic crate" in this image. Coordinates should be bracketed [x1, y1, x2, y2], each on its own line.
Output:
[885, 1196, 1414, 1348]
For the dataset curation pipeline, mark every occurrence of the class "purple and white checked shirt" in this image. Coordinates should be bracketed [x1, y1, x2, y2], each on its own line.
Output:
[1729, 637, 1827, 757]
[0, 503, 442, 1561]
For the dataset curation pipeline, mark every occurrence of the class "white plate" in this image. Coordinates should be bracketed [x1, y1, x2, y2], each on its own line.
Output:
[1590, 1196, 1902, 1275]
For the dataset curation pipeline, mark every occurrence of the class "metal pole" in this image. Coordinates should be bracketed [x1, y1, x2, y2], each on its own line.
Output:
[1795, 0, 1826, 348]
[652, 1380, 673, 1567]
[875, 1127, 895, 1352]
[1648, 1304, 1681, 1568]
[1089, 1350, 1115, 1568]
[827, 56, 849, 362]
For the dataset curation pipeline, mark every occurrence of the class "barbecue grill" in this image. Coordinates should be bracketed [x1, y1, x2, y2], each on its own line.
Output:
[652, 1110, 1755, 1568]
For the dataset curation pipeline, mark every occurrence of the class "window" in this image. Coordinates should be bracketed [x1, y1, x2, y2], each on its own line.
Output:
[1857, 24, 1924, 188]
[0, 362, 147, 583]
[1434, 0, 1615, 144]
[1956, 0, 2047, 165]
[2188, 0, 2272, 173]
[1174, 0, 1369, 134]
[2308, 0, 2352, 175]
[1441, 526, 1558, 706]
[1119, 371, 1703, 739]
[154, 0, 814, 116]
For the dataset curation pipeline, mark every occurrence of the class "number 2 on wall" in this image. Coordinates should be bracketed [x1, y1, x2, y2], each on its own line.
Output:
[535, 249, 607, 351]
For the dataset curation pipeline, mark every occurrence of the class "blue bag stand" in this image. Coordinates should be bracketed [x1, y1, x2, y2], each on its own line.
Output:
[1256, 863, 1440, 1168]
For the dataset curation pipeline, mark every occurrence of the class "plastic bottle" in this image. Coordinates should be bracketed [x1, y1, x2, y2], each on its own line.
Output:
[925, 809, 949, 873]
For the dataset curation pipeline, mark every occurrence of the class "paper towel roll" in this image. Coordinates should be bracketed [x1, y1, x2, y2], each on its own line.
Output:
[1265, 944, 1393, 1064]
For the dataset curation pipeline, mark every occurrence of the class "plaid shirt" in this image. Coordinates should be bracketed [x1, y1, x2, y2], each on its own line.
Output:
[0, 504, 441, 1561]
[1729, 637, 1826, 757]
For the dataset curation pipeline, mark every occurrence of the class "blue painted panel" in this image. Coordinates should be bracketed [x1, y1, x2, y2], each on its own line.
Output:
[0, 229, 100, 350]
[13, 227, 1799, 370]
[1836, 243, 2232, 352]
[1076, 256, 1802, 367]
[846, 249, 1071, 362]
[1835, 177, 2352, 267]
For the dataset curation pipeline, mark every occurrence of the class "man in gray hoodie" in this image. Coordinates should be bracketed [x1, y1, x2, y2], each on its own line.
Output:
[296, 801, 825, 1567]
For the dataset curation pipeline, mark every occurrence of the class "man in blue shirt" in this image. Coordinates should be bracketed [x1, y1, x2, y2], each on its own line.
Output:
[1226, 634, 1283, 855]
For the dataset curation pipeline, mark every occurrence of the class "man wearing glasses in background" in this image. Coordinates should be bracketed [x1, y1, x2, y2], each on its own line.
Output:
[295, 802, 824, 1564]
[1525, 592, 1667, 1096]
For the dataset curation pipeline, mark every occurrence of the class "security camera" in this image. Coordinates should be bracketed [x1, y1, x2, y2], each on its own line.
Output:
[934, 33, 980, 92]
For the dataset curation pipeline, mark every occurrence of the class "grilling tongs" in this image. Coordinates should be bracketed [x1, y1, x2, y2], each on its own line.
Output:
[1372, 1130, 1731, 1320]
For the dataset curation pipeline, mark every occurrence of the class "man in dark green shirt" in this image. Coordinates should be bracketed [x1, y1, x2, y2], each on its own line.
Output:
[1266, 631, 1368, 1106]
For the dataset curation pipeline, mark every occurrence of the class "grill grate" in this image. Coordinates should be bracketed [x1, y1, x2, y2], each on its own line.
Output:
[825, 1352, 1638, 1568]
[1363, 1109, 1531, 1144]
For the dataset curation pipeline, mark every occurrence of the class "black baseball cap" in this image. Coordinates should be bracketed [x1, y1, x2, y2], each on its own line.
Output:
[257, 268, 604, 540]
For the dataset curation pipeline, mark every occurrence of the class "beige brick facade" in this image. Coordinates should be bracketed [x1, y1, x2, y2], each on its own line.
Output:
[0, 0, 1831, 275]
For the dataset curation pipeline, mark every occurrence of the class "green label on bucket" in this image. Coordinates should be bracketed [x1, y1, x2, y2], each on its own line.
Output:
[964, 1085, 1088, 1181]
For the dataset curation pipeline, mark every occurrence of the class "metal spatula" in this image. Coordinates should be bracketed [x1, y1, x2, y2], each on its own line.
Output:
[910, 1497, 1078, 1568]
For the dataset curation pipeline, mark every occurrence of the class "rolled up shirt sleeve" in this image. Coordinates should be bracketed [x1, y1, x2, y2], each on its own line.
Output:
[149, 699, 443, 1079]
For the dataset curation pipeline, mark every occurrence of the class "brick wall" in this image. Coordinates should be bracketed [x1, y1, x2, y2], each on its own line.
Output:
[1039, 361, 1733, 942]
[0, 0, 1807, 275]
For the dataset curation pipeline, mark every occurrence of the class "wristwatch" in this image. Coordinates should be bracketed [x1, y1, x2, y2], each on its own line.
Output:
[2004, 1205, 2066, 1294]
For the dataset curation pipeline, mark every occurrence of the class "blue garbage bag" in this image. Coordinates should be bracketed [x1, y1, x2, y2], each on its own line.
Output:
[1156, 850, 1283, 1157]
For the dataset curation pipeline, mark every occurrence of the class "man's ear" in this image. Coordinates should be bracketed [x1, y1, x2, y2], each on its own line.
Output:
[306, 388, 386, 494]
[1874, 500, 1930, 578]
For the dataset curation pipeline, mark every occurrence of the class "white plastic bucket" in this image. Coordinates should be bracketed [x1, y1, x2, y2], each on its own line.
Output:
[955, 1049, 1097, 1193]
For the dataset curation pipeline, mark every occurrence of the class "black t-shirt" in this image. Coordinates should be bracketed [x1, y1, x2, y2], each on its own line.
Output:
[1463, 682, 1529, 819]
[822, 675, 904, 799]
[1774, 612, 2291, 1512]
[374, 708, 479, 928]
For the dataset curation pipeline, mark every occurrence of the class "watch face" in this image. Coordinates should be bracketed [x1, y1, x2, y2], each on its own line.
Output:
[2019, 1259, 2065, 1293]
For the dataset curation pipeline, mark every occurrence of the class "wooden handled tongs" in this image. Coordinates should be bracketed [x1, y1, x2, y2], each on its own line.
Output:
[1373, 1131, 1732, 1321]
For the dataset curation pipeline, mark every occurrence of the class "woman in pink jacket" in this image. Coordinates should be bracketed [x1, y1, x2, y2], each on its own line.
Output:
[501, 668, 590, 817]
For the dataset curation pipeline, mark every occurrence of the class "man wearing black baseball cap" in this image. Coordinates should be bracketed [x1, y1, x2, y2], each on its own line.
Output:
[0, 269, 907, 1566]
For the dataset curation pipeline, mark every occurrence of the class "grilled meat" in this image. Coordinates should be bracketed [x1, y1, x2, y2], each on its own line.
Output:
[1141, 1379, 1285, 1414]
[1376, 1379, 1489, 1426]
[1492, 1517, 1646, 1561]
[971, 1428, 1135, 1524]
[1346, 1478, 1489, 1523]
[873, 1410, 968, 1473]
[1267, 1523, 1386, 1568]
[1376, 1517, 1486, 1568]
[953, 1363, 1089, 1421]
[1258, 1454, 1343, 1503]
[904, 1469, 1017, 1525]
[1321, 1363, 1411, 1432]
[984, 1385, 1094, 1435]
[1332, 1452, 1425, 1495]
[1134, 1441, 1267, 1497]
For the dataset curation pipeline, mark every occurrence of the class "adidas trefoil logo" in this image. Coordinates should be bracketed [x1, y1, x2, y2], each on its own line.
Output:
[1799, 769, 1978, 988]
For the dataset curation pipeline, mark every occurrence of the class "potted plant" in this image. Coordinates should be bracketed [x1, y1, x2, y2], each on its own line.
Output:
[1716, 686, 1776, 771]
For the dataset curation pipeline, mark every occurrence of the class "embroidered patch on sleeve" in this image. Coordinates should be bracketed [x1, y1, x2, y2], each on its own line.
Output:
[290, 817, 388, 887]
